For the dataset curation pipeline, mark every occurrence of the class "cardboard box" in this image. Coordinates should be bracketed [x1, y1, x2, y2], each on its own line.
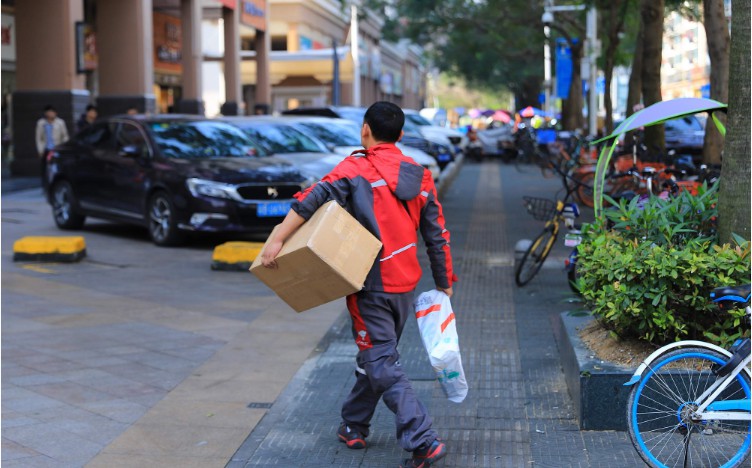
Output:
[250, 201, 382, 312]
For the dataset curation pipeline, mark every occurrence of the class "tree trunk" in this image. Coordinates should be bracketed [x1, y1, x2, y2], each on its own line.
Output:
[701, 0, 730, 165]
[561, 40, 584, 131]
[717, 0, 751, 242]
[640, 0, 665, 156]
[626, 21, 644, 118]
[513, 78, 542, 109]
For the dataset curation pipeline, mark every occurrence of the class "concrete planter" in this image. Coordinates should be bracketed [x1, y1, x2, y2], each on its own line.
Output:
[553, 312, 635, 431]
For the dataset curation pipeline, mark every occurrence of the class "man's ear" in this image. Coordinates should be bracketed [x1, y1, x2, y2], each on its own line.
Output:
[398, 130, 404, 142]
[362, 122, 372, 140]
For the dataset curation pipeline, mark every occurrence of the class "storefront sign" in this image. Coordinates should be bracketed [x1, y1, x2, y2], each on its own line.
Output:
[370, 50, 381, 80]
[393, 71, 403, 96]
[299, 36, 312, 51]
[153, 12, 182, 74]
[379, 71, 393, 94]
[218, 0, 236, 9]
[1, 13, 15, 62]
[556, 38, 573, 99]
[75, 22, 97, 72]
[241, 0, 266, 31]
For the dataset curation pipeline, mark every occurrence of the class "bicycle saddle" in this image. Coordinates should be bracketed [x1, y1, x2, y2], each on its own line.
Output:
[710, 284, 751, 306]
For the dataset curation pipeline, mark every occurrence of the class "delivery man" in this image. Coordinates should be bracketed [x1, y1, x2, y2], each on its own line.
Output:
[261, 101, 456, 467]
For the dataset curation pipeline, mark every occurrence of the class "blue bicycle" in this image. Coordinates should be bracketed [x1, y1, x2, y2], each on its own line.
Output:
[624, 285, 751, 467]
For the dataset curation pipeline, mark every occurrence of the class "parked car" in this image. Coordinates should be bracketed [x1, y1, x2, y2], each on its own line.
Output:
[403, 109, 466, 153]
[45, 115, 310, 246]
[281, 106, 454, 169]
[476, 123, 516, 160]
[612, 114, 705, 162]
[220, 116, 345, 181]
[664, 114, 705, 157]
[284, 116, 441, 181]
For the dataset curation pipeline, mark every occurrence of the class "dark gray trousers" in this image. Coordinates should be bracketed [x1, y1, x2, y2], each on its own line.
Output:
[341, 290, 437, 451]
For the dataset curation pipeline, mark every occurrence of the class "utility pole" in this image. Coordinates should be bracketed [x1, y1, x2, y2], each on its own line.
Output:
[586, 6, 599, 136]
[351, 5, 361, 107]
[542, 0, 553, 116]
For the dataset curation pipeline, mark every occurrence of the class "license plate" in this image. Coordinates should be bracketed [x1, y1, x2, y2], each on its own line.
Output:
[256, 201, 291, 217]
[438, 153, 452, 162]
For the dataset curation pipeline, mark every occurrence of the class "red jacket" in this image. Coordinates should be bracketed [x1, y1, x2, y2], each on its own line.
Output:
[291, 143, 456, 293]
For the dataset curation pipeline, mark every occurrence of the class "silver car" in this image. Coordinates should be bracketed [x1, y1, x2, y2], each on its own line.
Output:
[283, 116, 441, 182]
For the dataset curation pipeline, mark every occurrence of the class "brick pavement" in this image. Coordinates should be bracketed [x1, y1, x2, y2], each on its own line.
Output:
[227, 161, 644, 467]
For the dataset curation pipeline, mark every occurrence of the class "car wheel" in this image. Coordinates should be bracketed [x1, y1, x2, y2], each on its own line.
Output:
[51, 180, 86, 230]
[147, 192, 184, 247]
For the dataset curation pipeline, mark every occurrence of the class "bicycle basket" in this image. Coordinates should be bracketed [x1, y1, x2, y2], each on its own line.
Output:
[522, 196, 556, 221]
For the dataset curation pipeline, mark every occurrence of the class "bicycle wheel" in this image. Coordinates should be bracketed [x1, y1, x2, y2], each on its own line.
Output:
[573, 171, 595, 208]
[515, 226, 557, 287]
[627, 347, 751, 468]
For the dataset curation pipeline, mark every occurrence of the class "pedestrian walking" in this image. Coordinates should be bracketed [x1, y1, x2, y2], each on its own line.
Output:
[76, 104, 98, 133]
[261, 101, 456, 467]
[35, 105, 69, 182]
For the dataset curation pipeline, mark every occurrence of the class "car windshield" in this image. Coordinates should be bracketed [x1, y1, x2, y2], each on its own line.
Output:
[405, 113, 432, 126]
[239, 123, 325, 154]
[296, 121, 361, 147]
[148, 121, 265, 158]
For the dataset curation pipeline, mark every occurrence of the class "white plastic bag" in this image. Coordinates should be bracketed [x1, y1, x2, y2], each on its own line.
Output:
[414, 290, 468, 403]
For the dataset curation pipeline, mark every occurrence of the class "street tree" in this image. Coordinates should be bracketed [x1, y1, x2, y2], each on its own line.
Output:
[373, 1, 546, 109]
[639, 0, 665, 155]
[701, 0, 730, 165]
[717, 0, 750, 242]
[596, 0, 639, 133]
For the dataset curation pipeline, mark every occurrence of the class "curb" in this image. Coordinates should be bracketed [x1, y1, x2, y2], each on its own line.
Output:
[13, 236, 87, 262]
[437, 153, 464, 199]
[553, 312, 633, 431]
[211, 241, 264, 271]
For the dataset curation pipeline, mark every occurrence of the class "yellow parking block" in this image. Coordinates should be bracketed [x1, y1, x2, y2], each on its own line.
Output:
[211, 241, 264, 271]
[13, 236, 86, 262]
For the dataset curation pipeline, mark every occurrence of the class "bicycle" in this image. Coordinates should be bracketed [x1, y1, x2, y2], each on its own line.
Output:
[514, 167, 587, 287]
[624, 284, 751, 467]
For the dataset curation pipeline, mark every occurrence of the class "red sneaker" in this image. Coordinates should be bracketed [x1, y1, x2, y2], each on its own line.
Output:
[400, 439, 447, 467]
[337, 423, 366, 449]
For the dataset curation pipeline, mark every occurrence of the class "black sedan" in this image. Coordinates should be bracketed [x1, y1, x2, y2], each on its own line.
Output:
[45, 115, 311, 246]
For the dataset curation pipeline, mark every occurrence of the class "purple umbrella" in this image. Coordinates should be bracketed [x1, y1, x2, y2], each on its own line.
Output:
[595, 97, 727, 143]
[592, 97, 728, 217]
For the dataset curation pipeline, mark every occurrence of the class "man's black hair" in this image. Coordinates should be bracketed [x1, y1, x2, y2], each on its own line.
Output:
[44, 105, 56, 112]
[363, 101, 404, 143]
[86, 104, 97, 112]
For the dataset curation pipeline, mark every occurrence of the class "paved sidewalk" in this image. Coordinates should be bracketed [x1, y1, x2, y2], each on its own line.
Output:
[227, 161, 644, 467]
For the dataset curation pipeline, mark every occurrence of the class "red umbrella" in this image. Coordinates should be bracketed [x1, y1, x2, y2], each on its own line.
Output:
[519, 106, 544, 118]
[491, 110, 511, 123]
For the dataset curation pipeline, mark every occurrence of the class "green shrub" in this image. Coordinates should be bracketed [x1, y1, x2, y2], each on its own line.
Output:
[576, 184, 750, 348]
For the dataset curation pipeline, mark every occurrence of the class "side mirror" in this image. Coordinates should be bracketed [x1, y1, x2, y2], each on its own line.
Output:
[119, 144, 142, 158]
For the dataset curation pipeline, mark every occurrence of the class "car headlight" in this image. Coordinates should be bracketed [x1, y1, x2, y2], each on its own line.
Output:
[186, 178, 239, 200]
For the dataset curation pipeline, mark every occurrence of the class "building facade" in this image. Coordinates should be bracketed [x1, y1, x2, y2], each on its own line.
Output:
[660, 3, 731, 100]
[4, 0, 271, 177]
[263, 0, 426, 113]
[2, 0, 426, 177]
